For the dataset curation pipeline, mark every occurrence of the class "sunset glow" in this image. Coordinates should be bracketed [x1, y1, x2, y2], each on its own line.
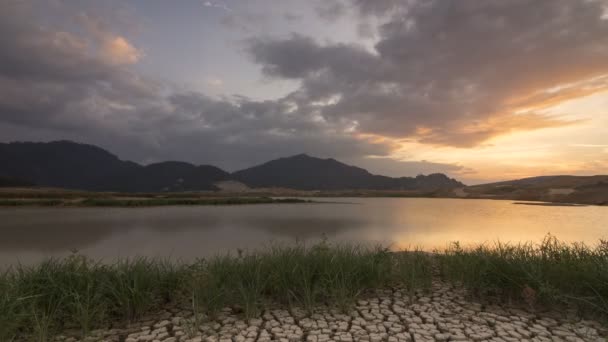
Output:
[1, 0, 607, 182]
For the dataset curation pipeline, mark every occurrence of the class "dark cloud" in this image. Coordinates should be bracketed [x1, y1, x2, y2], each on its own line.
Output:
[0, 0, 396, 171]
[254, 0, 608, 147]
[4, 0, 605, 177]
[247, 34, 389, 82]
[283, 12, 301, 23]
[315, 0, 347, 22]
[350, 0, 404, 17]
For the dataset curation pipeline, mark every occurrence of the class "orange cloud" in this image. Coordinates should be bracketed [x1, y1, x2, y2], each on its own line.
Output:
[504, 75, 608, 113]
[101, 36, 142, 65]
[415, 113, 582, 148]
[76, 12, 142, 65]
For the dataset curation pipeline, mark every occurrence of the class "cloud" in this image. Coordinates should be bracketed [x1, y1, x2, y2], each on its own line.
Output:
[315, 0, 347, 22]
[0, 1, 395, 170]
[205, 77, 224, 88]
[283, 12, 302, 23]
[345, 156, 470, 179]
[203, 1, 232, 12]
[2, 0, 607, 177]
[75, 12, 143, 65]
[250, 0, 608, 147]
[100, 36, 142, 65]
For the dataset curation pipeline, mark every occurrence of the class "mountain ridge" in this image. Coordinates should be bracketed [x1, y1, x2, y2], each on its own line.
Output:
[232, 153, 462, 190]
[463, 174, 608, 205]
[0, 140, 463, 192]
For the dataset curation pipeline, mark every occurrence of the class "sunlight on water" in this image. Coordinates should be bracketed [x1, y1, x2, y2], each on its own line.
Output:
[0, 198, 606, 265]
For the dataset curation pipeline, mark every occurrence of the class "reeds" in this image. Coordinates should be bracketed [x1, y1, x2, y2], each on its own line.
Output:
[260, 243, 392, 314]
[1, 237, 607, 340]
[393, 250, 433, 300]
[1, 256, 187, 339]
[0, 242, 400, 340]
[0, 270, 22, 342]
[187, 243, 392, 319]
[437, 235, 608, 316]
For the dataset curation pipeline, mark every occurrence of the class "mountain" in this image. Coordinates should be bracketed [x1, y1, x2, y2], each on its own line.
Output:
[233, 153, 464, 190]
[0, 141, 464, 192]
[0, 141, 229, 192]
[471, 175, 608, 188]
[4, 141, 605, 204]
[464, 175, 608, 205]
[127, 162, 229, 192]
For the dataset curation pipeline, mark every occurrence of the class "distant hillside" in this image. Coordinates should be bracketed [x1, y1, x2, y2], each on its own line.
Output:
[233, 154, 464, 191]
[0, 141, 464, 192]
[473, 175, 608, 188]
[2, 141, 605, 204]
[0, 176, 35, 187]
[0, 141, 229, 192]
[464, 175, 608, 205]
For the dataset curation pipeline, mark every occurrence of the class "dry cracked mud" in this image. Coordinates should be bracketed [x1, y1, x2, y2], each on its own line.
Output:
[53, 281, 607, 342]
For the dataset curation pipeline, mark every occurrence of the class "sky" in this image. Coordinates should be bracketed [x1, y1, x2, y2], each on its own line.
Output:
[1, 0, 607, 184]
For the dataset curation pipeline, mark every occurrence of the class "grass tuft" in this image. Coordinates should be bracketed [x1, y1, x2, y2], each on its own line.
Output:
[393, 249, 433, 300]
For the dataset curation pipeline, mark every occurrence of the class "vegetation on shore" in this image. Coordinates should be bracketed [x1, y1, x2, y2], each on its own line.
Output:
[0, 197, 310, 207]
[1, 237, 607, 340]
[438, 236, 608, 316]
[2, 184, 607, 207]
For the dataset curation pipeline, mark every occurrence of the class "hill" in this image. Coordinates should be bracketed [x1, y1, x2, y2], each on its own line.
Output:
[0, 176, 35, 187]
[0, 141, 229, 192]
[233, 153, 464, 190]
[0, 141, 463, 192]
[464, 175, 608, 205]
[1, 141, 605, 204]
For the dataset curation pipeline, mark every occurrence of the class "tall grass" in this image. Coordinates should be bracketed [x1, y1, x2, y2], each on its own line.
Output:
[232, 254, 269, 319]
[190, 255, 237, 319]
[393, 250, 433, 300]
[322, 244, 391, 312]
[188, 243, 392, 317]
[0, 256, 188, 340]
[2, 238, 607, 340]
[0, 270, 22, 341]
[437, 235, 608, 315]
[265, 244, 328, 314]
[103, 258, 161, 321]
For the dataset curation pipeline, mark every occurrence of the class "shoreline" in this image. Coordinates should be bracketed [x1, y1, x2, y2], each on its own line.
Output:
[0, 197, 312, 207]
[1, 186, 607, 208]
[0, 195, 605, 208]
[513, 201, 589, 207]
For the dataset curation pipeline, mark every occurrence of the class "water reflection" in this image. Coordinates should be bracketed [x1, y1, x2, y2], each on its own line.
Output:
[0, 198, 606, 265]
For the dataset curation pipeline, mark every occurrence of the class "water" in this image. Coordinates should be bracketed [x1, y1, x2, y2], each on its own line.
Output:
[1, 198, 607, 266]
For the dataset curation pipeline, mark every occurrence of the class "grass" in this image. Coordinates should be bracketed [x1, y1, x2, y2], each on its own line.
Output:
[0, 199, 64, 206]
[80, 197, 308, 207]
[262, 243, 392, 314]
[394, 250, 433, 300]
[0, 242, 400, 340]
[0, 271, 23, 342]
[0, 197, 310, 207]
[1, 238, 608, 340]
[437, 235, 608, 316]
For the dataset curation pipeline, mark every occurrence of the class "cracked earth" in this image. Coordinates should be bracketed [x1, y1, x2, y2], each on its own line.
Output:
[53, 281, 606, 342]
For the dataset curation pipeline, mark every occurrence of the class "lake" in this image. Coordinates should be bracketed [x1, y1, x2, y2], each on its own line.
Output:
[1, 198, 607, 266]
